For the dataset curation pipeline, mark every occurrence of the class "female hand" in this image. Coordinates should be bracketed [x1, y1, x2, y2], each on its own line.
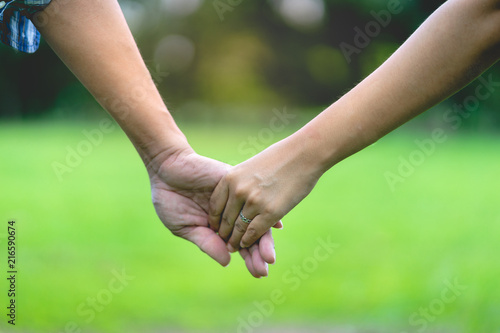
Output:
[209, 132, 324, 252]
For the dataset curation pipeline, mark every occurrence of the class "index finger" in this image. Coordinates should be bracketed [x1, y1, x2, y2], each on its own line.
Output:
[208, 176, 229, 232]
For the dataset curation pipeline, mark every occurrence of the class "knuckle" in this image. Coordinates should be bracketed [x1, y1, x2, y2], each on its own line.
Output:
[262, 204, 279, 218]
[221, 215, 233, 227]
[233, 185, 247, 199]
[168, 225, 185, 238]
[245, 227, 258, 240]
[234, 221, 248, 233]
[225, 171, 238, 184]
[245, 194, 261, 207]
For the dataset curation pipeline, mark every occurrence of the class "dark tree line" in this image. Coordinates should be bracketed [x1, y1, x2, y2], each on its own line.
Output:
[1, 0, 498, 130]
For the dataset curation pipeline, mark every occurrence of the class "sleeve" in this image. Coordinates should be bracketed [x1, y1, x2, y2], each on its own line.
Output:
[0, 0, 53, 53]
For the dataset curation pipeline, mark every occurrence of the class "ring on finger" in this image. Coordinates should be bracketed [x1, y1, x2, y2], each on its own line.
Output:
[239, 211, 253, 224]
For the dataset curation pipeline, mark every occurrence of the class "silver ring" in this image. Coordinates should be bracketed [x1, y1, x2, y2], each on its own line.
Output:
[239, 212, 252, 224]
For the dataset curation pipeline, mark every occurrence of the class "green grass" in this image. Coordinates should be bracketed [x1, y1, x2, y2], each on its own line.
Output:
[1, 120, 500, 333]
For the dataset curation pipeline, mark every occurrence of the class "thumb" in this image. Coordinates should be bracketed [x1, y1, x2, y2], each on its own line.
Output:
[273, 220, 283, 229]
[182, 227, 231, 267]
[208, 176, 229, 232]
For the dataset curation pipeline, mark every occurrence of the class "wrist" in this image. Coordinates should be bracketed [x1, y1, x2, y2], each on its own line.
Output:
[288, 125, 338, 177]
[112, 104, 193, 175]
[275, 130, 329, 181]
[293, 100, 380, 174]
[141, 133, 194, 178]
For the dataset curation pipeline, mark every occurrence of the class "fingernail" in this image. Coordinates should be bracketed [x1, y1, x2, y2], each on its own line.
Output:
[227, 244, 236, 253]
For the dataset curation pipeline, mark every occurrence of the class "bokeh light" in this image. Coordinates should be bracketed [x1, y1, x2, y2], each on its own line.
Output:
[272, 0, 325, 28]
[160, 0, 203, 17]
[153, 35, 196, 72]
[119, 0, 147, 33]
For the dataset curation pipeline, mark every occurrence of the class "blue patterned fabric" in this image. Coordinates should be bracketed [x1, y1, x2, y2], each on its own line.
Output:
[0, 0, 52, 53]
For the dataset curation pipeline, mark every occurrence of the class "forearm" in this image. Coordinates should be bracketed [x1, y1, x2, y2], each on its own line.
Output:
[209, 0, 500, 249]
[297, 0, 500, 173]
[34, 0, 190, 173]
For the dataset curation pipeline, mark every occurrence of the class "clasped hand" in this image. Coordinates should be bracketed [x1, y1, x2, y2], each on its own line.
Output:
[150, 148, 280, 278]
[151, 136, 321, 278]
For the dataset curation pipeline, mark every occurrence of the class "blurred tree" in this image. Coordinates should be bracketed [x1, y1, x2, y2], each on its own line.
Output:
[1, 0, 499, 130]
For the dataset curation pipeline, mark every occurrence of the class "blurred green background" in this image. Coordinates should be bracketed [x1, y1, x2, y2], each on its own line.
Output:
[1, 0, 500, 332]
[2, 0, 500, 129]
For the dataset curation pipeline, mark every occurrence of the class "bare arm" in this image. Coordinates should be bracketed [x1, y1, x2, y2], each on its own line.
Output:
[34, 0, 276, 276]
[304, 0, 500, 172]
[35, 0, 187, 172]
[210, 0, 500, 250]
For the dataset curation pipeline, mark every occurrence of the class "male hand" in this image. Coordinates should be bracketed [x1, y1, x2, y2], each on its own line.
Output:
[150, 149, 276, 277]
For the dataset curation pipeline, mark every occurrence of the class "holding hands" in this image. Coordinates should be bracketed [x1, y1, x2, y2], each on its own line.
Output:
[149, 148, 280, 278]
[209, 132, 324, 255]
[37, 0, 500, 280]
[150, 0, 500, 279]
